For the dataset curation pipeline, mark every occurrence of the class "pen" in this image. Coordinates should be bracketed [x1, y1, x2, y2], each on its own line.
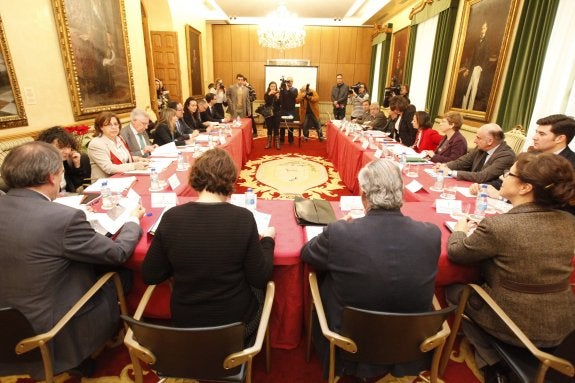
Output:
[145, 212, 153, 217]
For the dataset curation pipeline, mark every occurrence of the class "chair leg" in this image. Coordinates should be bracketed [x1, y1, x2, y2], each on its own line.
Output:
[265, 326, 271, 373]
[329, 342, 336, 383]
[305, 297, 314, 362]
[128, 350, 145, 383]
[439, 286, 471, 375]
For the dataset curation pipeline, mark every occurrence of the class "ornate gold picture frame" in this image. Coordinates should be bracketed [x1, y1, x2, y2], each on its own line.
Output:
[51, 0, 136, 120]
[0, 16, 27, 129]
[186, 25, 204, 98]
[387, 26, 409, 88]
[446, 0, 519, 122]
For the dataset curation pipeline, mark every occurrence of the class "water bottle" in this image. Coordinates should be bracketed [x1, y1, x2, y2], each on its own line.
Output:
[177, 151, 186, 170]
[400, 152, 407, 169]
[235, 115, 241, 126]
[101, 180, 113, 210]
[150, 167, 160, 190]
[245, 187, 256, 211]
[433, 170, 445, 191]
[473, 184, 489, 219]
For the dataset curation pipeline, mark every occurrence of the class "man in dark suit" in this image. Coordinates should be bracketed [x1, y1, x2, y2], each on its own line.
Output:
[301, 159, 441, 381]
[0, 142, 143, 378]
[363, 102, 387, 131]
[120, 108, 156, 157]
[201, 93, 230, 124]
[532, 114, 575, 167]
[388, 95, 416, 146]
[168, 101, 193, 135]
[437, 123, 516, 183]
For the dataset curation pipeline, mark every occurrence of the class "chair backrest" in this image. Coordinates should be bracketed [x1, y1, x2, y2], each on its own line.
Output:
[0, 307, 41, 364]
[340, 305, 457, 365]
[121, 315, 246, 380]
[504, 126, 526, 155]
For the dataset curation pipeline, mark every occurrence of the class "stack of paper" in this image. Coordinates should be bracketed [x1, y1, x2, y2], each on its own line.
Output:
[84, 177, 137, 193]
[151, 142, 178, 157]
[340, 196, 363, 211]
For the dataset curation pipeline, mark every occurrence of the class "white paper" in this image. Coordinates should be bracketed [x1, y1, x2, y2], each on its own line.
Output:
[219, 135, 226, 145]
[194, 134, 210, 143]
[151, 192, 178, 208]
[360, 140, 369, 150]
[148, 205, 176, 235]
[405, 179, 424, 193]
[435, 199, 462, 214]
[167, 174, 181, 191]
[126, 188, 141, 204]
[424, 169, 453, 179]
[388, 145, 418, 156]
[373, 149, 383, 158]
[84, 177, 137, 193]
[252, 210, 272, 235]
[151, 142, 178, 157]
[456, 186, 474, 198]
[229, 193, 246, 207]
[305, 226, 325, 241]
[340, 196, 363, 211]
[54, 195, 85, 208]
[488, 197, 513, 213]
[445, 221, 457, 232]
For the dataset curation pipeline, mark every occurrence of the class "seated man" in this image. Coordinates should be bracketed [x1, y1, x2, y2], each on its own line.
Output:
[168, 101, 194, 135]
[352, 99, 371, 124]
[0, 142, 144, 378]
[120, 108, 157, 158]
[201, 93, 230, 123]
[436, 123, 515, 183]
[363, 102, 387, 131]
[37, 126, 91, 193]
[301, 159, 441, 381]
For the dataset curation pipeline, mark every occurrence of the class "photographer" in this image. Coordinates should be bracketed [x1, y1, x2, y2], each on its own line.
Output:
[349, 82, 370, 120]
[296, 84, 324, 142]
[278, 76, 298, 145]
[382, 77, 402, 108]
[331, 74, 349, 120]
[263, 81, 281, 150]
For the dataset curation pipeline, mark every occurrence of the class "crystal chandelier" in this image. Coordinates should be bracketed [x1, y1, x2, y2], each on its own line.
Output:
[257, 4, 306, 50]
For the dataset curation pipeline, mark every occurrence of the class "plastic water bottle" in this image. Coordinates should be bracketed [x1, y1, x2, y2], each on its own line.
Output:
[434, 170, 445, 191]
[474, 190, 489, 220]
[101, 180, 113, 210]
[177, 151, 186, 170]
[400, 152, 407, 168]
[235, 115, 241, 127]
[150, 167, 160, 190]
[245, 187, 256, 211]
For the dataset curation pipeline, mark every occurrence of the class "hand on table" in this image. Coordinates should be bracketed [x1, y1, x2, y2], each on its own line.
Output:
[131, 205, 146, 220]
[134, 161, 149, 170]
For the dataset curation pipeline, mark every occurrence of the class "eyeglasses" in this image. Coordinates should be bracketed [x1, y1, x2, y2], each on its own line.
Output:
[502, 170, 519, 179]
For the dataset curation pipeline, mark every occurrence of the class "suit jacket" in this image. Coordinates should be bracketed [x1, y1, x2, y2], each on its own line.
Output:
[559, 146, 575, 168]
[448, 203, 575, 347]
[175, 118, 193, 135]
[183, 111, 205, 132]
[365, 112, 387, 131]
[200, 106, 220, 123]
[301, 209, 441, 377]
[153, 123, 188, 147]
[63, 154, 91, 192]
[414, 128, 443, 153]
[0, 189, 142, 377]
[226, 84, 251, 118]
[429, 130, 468, 163]
[88, 135, 137, 180]
[397, 105, 417, 146]
[445, 141, 516, 183]
[296, 90, 320, 121]
[120, 124, 152, 157]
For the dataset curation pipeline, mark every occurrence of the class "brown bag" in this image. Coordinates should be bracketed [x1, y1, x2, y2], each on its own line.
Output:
[293, 197, 337, 226]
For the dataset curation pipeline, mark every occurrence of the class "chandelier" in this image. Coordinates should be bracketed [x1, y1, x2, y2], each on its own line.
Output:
[257, 4, 306, 50]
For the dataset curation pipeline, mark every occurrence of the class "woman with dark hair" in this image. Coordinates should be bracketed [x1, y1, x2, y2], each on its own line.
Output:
[88, 111, 148, 180]
[142, 148, 275, 342]
[411, 110, 442, 153]
[447, 152, 575, 381]
[153, 108, 190, 146]
[424, 112, 468, 162]
[263, 81, 281, 150]
[183, 97, 204, 131]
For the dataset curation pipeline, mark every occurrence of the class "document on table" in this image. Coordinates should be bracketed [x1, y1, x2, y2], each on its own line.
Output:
[84, 177, 137, 193]
[424, 169, 453, 179]
[151, 142, 178, 157]
[252, 210, 272, 235]
[305, 226, 325, 241]
[148, 205, 176, 235]
[124, 158, 174, 174]
[435, 199, 462, 214]
[85, 195, 141, 235]
[456, 187, 474, 198]
[340, 196, 363, 211]
[54, 195, 85, 208]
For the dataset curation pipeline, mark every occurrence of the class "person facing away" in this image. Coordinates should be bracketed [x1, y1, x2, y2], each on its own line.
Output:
[142, 148, 275, 343]
[423, 111, 468, 163]
[36, 126, 91, 193]
[436, 123, 515, 183]
[0, 141, 144, 378]
[446, 152, 575, 382]
[120, 108, 157, 158]
[330, 74, 350, 120]
[296, 84, 324, 141]
[301, 159, 441, 381]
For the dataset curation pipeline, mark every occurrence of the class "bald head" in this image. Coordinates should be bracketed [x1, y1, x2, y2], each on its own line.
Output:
[475, 123, 504, 151]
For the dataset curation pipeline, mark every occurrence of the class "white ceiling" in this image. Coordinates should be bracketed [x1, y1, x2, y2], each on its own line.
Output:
[201, 0, 397, 26]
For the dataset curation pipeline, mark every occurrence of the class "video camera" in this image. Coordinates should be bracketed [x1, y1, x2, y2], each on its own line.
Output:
[349, 82, 363, 94]
[280, 76, 288, 91]
[305, 84, 313, 97]
[383, 77, 401, 107]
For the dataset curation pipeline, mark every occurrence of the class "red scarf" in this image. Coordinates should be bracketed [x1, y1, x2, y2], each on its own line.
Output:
[110, 136, 133, 164]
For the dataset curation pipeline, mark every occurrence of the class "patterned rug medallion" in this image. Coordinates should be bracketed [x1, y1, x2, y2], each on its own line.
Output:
[237, 153, 350, 200]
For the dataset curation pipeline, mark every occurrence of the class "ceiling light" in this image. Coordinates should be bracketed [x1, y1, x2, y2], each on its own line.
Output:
[257, 4, 306, 50]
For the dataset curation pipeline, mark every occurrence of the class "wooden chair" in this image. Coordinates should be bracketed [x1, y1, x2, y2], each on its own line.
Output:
[306, 272, 456, 383]
[504, 125, 526, 155]
[0, 272, 127, 383]
[122, 281, 275, 383]
[439, 284, 575, 383]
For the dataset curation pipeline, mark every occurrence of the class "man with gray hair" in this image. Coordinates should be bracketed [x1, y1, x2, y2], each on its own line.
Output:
[120, 108, 156, 157]
[301, 159, 441, 381]
[437, 123, 515, 183]
[0, 142, 144, 377]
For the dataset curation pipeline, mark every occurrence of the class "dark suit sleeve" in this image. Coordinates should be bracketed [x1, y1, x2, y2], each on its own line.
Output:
[300, 226, 330, 270]
[371, 113, 387, 131]
[153, 124, 172, 146]
[63, 209, 142, 265]
[455, 146, 515, 183]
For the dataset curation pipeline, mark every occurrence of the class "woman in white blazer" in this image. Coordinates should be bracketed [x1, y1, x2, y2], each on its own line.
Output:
[88, 111, 148, 180]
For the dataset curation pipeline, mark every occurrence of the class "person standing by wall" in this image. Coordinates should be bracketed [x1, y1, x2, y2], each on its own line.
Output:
[331, 74, 349, 120]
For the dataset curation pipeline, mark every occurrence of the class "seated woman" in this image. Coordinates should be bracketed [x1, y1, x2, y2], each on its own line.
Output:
[301, 159, 441, 381]
[88, 111, 148, 180]
[446, 152, 575, 382]
[423, 112, 468, 162]
[37, 126, 91, 193]
[153, 108, 190, 146]
[142, 148, 275, 342]
[183, 97, 204, 132]
[412, 111, 442, 153]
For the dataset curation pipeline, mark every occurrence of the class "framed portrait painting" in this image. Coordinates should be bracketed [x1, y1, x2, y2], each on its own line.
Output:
[52, 0, 136, 120]
[0, 16, 27, 129]
[446, 0, 519, 121]
[186, 25, 204, 98]
[388, 26, 409, 88]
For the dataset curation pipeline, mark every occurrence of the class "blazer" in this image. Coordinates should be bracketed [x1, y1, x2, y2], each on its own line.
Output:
[365, 112, 387, 131]
[88, 135, 137, 180]
[0, 188, 142, 378]
[559, 146, 575, 168]
[226, 84, 251, 118]
[183, 111, 205, 132]
[153, 123, 188, 147]
[413, 128, 443, 153]
[430, 130, 468, 163]
[120, 124, 152, 157]
[296, 89, 320, 121]
[301, 208, 441, 377]
[397, 105, 417, 146]
[445, 141, 516, 183]
[200, 106, 221, 123]
[448, 203, 575, 347]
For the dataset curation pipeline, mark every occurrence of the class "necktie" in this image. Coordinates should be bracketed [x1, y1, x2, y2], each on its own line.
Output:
[474, 152, 488, 171]
[137, 133, 146, 150]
